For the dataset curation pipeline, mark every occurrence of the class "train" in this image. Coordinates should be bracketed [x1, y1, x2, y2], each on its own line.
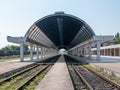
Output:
[0, 50, 30, 56]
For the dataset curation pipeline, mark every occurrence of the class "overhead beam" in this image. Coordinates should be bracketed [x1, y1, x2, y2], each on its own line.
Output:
[68, 35, 114, 51]
[57, 16, 63, 46]
[7, 36, 27, 43]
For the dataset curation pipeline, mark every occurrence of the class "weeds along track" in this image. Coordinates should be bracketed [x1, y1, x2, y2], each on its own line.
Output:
[0, 55, 59, 83]
[65, 55, 120, 90]
[0, 55, 59, 90]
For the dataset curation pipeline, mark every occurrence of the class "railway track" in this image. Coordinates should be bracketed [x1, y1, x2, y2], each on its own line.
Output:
[65, 55, 120, 90]
[16, 65, 51, 90]
[0, 56, 59, 90]
[0, 63, 38, 83]
[68, 65, 87, 90]
[0, 64, 50, 90]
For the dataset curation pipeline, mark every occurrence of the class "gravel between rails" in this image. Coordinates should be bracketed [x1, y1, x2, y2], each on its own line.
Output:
[76, 66, 118, 90]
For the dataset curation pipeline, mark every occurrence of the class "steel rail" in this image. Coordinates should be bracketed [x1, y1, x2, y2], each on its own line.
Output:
[15, 65, 50, 90]
[0, 64, 38, 84]
[71, 65, 94, 90]
[84, 66, 120, 89]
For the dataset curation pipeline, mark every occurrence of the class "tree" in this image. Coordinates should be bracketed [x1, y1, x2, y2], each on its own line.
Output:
[0, 45, 29, 51]
[115, 32, 120, 44]
[0, 45, 20, 51]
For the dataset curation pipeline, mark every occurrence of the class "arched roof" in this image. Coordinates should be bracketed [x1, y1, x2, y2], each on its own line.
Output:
[25, 12, 95, 50]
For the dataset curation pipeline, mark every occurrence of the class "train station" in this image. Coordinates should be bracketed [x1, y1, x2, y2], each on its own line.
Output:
[0, 11, 119, 90]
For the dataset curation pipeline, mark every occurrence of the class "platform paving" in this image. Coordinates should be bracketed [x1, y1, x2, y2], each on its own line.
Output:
[35, 55, 74, 90]
[0, 55, 59, 75]
[0, 60, 33, 75]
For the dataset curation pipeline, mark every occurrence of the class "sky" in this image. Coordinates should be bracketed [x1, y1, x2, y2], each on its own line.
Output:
[0, 0, 120, 48]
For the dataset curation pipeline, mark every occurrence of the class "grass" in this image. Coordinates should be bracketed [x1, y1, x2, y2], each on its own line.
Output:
[23, 66, 52, 90]
[83, 64, 120, 84]
[0, 73, 30, 90]
[0, 65, 44, 90]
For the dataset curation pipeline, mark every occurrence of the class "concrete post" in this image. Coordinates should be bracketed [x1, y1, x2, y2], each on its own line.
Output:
[72, 50, 74, 56]
[76, 48, 78, 56]
[88, 43, 92, 59]
[78, 48, 80, 56]
[107, 49, 109, 56]
[84, 45, 87, 58]
[20, 42, 24, 62]
[96, 41, 101, 60]
[71, 50, 73, 55]
[114, 48, 116, 56]
[43, 47, 45, 58]
[75, 49, 77, 56]
[41, 47, 44, 58]
[39, 47, 42, 58]
[80, 48, 82, 56]
[110, 49, 112, 56]
[74, 49, 76, 56]
[103, 49, 105, 55]
[106, 49, 108, 56]
[36, 45, 39, 59]
[30, 44, 33, 60]
[38, 48, 40, 58]
[40, 47, 43, 58]
[44, 47, 46, 57]
[45, 48, 47, 57]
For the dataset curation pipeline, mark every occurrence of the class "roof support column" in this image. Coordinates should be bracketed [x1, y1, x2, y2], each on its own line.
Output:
[106, 49, 108, 56]
[47, 49, 51, 56]
[69, 50, 72, 55]
[45, 48, 47, 57]
[96, 41, 101, 60]
[74, 49, 76, 56]
[72, 50, 74, 56]
[75, 49, 77, 56]
[88, 43, 92, 59]
[41, 47, 45, 58]
[39, 47, 42, 59]
[57, 17, 63, 45]
[75, 48, 77, 56]
[43, 48, 46, 58]
[110, 49, 112, 56]
[36, 45, 39, 59]
[114, 48, 116, 56]
[84, 45, 87, 58]
[30, 44, 33, 60]
[20, 42, 24, 62]
[104, 49, 105, 55]
[80, 48, 82, 56]
[76, 48, 78, 56]
[41, 47, 43, 58]
[78, 48, 80, 56]
[43, 47, 45, 58]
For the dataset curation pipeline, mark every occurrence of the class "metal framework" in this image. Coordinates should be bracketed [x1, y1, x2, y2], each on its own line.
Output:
[24, 12, 95, 50]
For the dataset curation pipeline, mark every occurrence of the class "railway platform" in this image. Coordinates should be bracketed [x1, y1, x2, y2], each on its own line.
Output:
[0, 55, 58, 75]
[0, 60, 34, 75]
[35, 55, 74, 90]
[88, 56, 120, 78]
